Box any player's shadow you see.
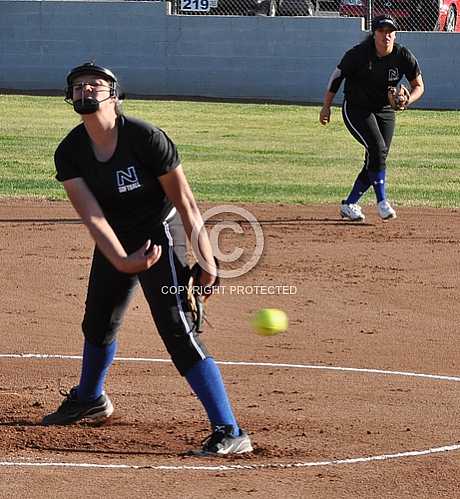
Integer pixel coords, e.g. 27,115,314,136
0,417,128,428
227,218,375,227
0,419,191,457
0,420,42,427
28,446,184,457
0,217,376,227
0,218,81,224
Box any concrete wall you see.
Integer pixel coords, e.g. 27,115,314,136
0,1,459,108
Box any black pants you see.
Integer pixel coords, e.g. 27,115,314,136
342,101,395,172
81,209,209,376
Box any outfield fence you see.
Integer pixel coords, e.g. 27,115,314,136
170,0,457,32
1,1,460,108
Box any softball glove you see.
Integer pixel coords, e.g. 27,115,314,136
388,84,410,111
186,260,220,333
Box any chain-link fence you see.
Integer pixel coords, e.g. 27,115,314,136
170,0,339,16
170,0,460,31
339,0,456,32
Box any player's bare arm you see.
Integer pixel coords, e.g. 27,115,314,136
159,165,217,289
320,90,336,125
320,66,344,125
62,177,161,273
407,74,424,106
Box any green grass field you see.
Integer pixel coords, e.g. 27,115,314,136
1,94,459,207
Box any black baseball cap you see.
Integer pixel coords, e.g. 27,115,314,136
66,62,117,86
371,15,398,32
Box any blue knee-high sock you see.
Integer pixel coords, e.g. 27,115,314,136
77,340,117,402
368,169,386,203
185,358,239,436
345,170,372,204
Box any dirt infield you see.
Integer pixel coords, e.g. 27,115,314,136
1,198,460,498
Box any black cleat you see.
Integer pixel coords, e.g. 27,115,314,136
192,425,253,456
42,386,113,426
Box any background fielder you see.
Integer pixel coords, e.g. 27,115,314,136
319,15,424,222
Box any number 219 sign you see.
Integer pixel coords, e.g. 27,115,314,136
181,0,212,11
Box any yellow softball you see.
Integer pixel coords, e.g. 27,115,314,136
252,308,288,336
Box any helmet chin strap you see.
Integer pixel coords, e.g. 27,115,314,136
73,94,113,115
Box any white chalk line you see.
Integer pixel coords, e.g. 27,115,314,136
2,352,460,471
2,353,460,383
2,443,460,471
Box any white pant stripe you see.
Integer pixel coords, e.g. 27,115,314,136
163,206,177,222
162,217,207,361
343,100,370,169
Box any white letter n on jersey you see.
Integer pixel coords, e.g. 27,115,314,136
116,166,141,193
388,68,399,82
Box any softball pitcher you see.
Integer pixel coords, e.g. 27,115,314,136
41,62,252,456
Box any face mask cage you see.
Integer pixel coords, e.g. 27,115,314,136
63,63,119,115
64,80,117,103
64,78,118,115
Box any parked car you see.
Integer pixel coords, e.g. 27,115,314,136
339,0,459,31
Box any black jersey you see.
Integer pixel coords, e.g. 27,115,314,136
55,115,180,240
338,39,421,111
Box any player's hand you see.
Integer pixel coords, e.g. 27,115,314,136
118,240,162,274
199,270,216,287
319,106,331,125
198,269,217,301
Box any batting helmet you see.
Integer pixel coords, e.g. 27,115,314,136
65,62,118,100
